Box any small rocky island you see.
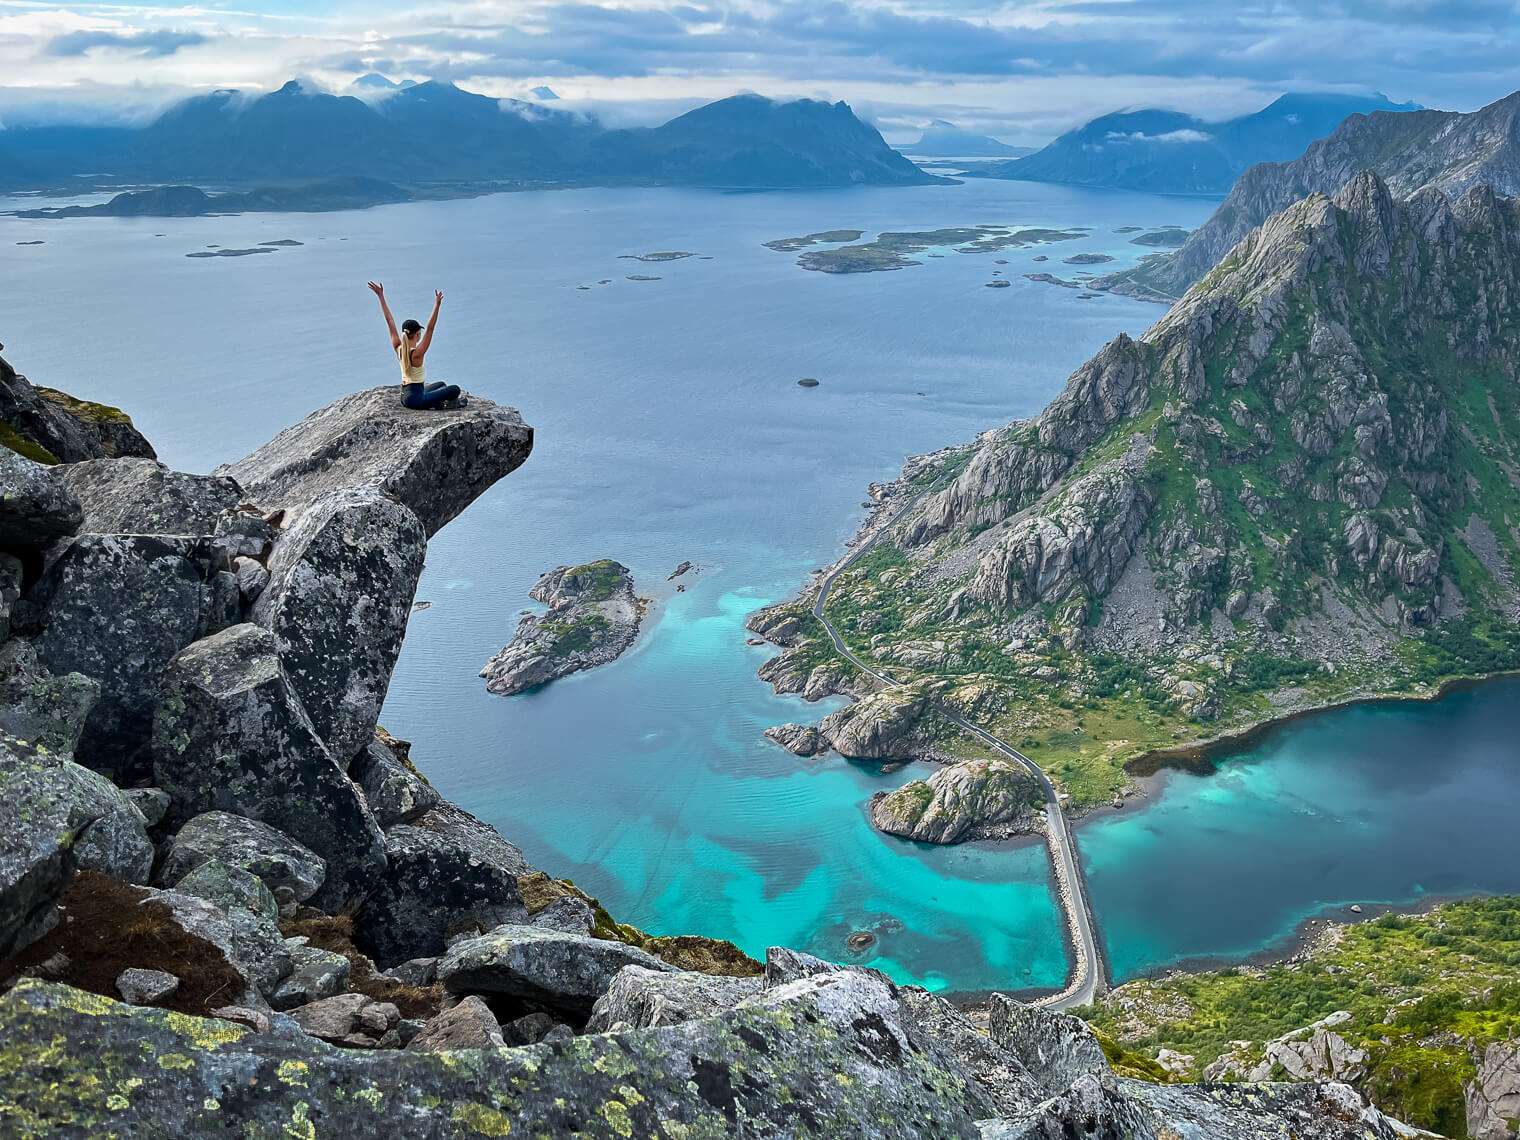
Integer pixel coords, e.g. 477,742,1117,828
870,759,1043,844
480,560,645,695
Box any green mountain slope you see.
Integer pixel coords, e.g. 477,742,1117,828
754,172,1520,806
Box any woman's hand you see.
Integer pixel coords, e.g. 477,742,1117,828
368,281,385,297
434,290,444,307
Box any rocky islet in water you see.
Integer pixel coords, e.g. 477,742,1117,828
479,560,646,695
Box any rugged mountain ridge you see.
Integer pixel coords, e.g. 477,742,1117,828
0,352,1432,1135
974,93,1418,196
0,83,935,193
1106,88,1520,298
750,172,1520,812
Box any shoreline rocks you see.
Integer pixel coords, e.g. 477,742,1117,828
480,560,645,695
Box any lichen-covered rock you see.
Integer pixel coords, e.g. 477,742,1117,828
147,886,292,1005
30,532,234,779
871,759,1042,844
270,941,352,1011
156,811,326,904
438,923,677,1018
351,730,440,828
988,994,1110,1096
0,640,100,760
52,457,242,536
764,721,828,756
115,967,180,1005
406,994,505,1051
252,487,425,766
1466,1039,1520,1140
123,787,169,829
219,385,533,538
0,449,81,547
151,625,383,911
355,803,530,966
0,355,155,463
480,559,644,696
0,738,153,956
586,964,763,1031
174,859,280,925
0,969,994,1137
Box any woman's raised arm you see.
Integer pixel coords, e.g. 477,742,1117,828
368,281,401,350
417,290,443,359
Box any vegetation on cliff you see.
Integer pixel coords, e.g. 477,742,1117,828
754,173,1520,807
1083,896,1520,1137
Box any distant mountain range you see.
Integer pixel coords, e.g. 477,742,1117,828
971,93,1420,195
1102,88,1520,298
0,81,936,195
905,122,1032,159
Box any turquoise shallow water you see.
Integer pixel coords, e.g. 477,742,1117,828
4,181,1519,993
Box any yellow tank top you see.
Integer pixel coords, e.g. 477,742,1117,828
399,341,425,386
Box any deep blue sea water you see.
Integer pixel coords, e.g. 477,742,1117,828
5,180,1518,993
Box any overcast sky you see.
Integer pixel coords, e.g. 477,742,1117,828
1,1,1516,140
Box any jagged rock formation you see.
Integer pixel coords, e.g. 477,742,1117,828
870,758,1042,843
480,559,645,695
0,361,1436,1136
0,351,155,464
776,173,1520,806
1104,87,1520,298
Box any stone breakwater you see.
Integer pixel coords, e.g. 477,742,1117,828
0,351,1431,1137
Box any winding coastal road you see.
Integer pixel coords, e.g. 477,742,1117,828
809,495,1107,1011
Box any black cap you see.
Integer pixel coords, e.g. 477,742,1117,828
401,319,422,335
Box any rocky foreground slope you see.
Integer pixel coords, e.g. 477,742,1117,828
0,352,1433,1136
1103,88,1520,299
750,172,1520,817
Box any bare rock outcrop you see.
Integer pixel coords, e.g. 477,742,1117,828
219,385,532,537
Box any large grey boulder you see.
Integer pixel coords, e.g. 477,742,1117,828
146,886,292,1005
406,995,505,1052
151,624,384,911
351,731,440,828
52,458,242,536
174,859,280,925
251,487,425,766
437,923,677,1018
30,533,235,778
270,941,352,1011
0,639,100,756
218,386,533,539
587,965,763,1031
355,803,530,966
0,737,154,956
156,811,326,904
0,450,81,547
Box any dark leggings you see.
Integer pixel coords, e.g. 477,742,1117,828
402,381,461,410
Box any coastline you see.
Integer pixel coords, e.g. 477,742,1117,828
1126,668,1520,778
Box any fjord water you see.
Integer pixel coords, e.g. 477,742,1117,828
5,179,1518,991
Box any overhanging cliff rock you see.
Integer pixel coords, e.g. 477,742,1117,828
218,385,533,537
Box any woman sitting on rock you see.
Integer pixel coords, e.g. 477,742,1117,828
367,281,464,410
